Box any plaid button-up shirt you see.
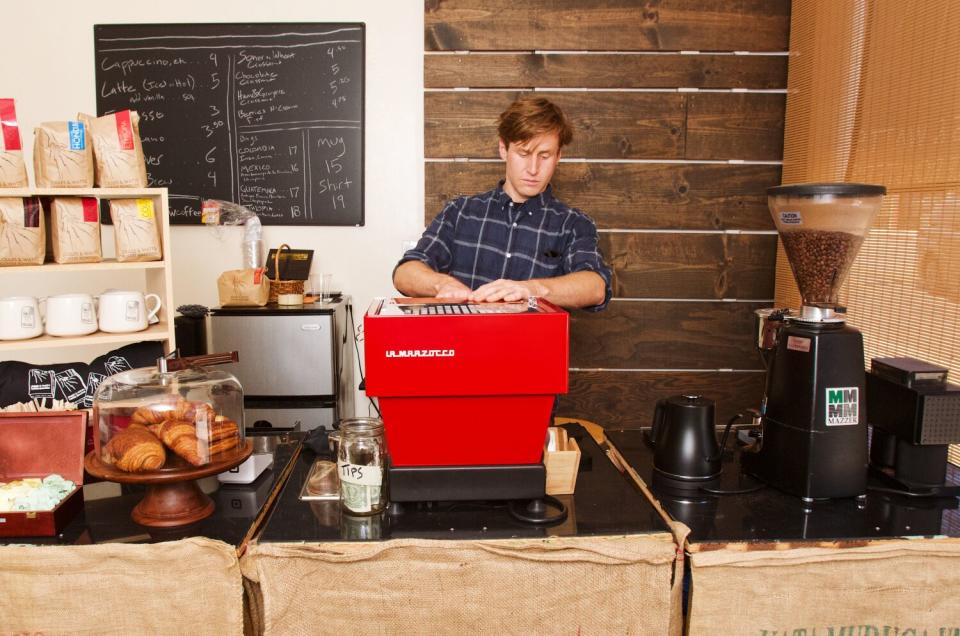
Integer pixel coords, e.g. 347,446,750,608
399,182,612,311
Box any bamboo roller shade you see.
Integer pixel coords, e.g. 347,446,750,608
779,0,960,465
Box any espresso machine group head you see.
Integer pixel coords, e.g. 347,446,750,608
742,183,886,501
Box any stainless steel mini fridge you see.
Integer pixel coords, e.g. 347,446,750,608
210,298,355,431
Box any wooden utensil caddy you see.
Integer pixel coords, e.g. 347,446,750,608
545,426,581,495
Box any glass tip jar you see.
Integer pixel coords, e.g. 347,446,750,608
337,417,387,515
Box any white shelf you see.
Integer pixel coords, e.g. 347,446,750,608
0,187,175,357
2,259,165,273
0,187,167,198
0,322,173,353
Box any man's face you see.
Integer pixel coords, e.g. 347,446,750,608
498,132,562,202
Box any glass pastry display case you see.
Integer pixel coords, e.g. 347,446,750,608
86,352,251,527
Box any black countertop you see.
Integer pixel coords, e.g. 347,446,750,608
12,438,299,546
258,423,669,542
607,428,960,545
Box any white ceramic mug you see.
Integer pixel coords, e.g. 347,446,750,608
43,293,98,337
0,296,44,341
97,290,161,333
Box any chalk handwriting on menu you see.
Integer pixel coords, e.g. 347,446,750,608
94,23,365,226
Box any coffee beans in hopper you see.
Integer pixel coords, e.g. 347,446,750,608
779,230,864,304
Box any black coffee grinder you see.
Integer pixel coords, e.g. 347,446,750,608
742,183,886,501
867,356,960,497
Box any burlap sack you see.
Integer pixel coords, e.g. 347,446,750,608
49,197,102,263
241,534,678,636
79,110,148,188
687,537,960,634
109,198,162,262
33,120,94,188
601,435,690,636
218,268,269,307
0,196,44,266
0,537,243,635
0,98,28,187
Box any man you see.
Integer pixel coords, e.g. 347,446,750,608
394,97,612,311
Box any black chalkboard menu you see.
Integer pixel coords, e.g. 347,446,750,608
94,23,364,226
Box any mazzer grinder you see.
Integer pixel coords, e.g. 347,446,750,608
743,183,886,500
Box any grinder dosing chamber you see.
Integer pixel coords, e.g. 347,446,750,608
768,183,885,322
745,183,886,500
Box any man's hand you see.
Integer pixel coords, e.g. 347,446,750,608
435,278,472,300
469,279,549,303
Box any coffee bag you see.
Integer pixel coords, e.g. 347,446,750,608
79,111,148,188
0,99,28,188
109,198,161,262
33,121,94,188
0,197,45,266
49,197,102,264
217,269,269,307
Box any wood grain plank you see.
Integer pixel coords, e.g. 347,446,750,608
424,53,788,89
425,0,790,52
558,370,765,428
425,91,784,160
601,233,776,299
425,162,781,230
569,300,768,369
425,91,685,159
686,93,786,160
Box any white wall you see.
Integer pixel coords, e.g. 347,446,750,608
0,0,426,414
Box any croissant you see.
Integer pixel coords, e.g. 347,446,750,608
158,420,204,466
208,435,240,456
200,417,239,443
190,401,217,425
130,398,178,426
168,398,214,424
193,417,241,458
104,427,166,472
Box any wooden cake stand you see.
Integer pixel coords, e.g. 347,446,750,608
84,441,253,527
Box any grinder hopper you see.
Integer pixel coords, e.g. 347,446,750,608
767,183,886,322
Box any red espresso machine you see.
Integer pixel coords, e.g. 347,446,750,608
364,297,568,504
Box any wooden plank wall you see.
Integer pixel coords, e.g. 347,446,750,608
424,0,789,428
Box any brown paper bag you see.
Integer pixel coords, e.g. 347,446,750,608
49,197,102,263
109,198,161,262
0,197,45,266
0,98,29,188
33,120,94,188
218,268,269,307
79,110,148,188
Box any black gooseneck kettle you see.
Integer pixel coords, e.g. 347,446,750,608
649,394,741,481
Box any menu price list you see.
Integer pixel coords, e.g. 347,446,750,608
95,23,364,226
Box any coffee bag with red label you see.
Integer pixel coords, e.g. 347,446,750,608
79,110,148,188
0,197,45,266
0,99,28,188
217,268,269,307
49,197,102,264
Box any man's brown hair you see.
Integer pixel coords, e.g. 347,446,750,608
497,97,573,149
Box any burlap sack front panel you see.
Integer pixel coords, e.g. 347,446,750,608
242,534,678,636
0,537,244,636
688,538,960,635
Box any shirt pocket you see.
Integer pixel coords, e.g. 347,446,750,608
536,248,566,276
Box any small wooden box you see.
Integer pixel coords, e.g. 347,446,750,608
0,411,87,537
544,427,581,495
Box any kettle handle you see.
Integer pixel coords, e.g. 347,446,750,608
707,412,744,462
650,399,668,447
